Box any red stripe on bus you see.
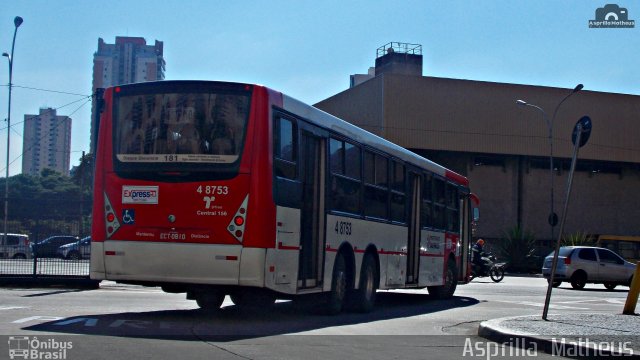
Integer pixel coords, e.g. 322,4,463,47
105,251,116,256
420,253,444,257
445,170,469,186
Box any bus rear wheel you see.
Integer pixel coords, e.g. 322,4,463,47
349,254,378,313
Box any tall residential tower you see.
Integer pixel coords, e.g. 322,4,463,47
22,108,72,176
90,36,165,153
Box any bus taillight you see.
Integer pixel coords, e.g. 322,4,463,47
228,195,249,243
104,193,120,238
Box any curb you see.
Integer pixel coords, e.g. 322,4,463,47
478,316,640,359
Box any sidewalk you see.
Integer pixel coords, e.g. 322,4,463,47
479,313,640,358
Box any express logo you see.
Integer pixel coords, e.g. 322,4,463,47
125,190,155,198
122,186,159,204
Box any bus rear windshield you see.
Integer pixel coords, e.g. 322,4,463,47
113,85,251,175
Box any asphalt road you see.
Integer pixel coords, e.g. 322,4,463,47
0,276,631,359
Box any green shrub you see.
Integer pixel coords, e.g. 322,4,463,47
498,226,537,273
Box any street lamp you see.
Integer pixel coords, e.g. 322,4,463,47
516,99,554,244
3,16,23,241
516,84,583,243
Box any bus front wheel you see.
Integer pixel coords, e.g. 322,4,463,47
427,258,458,299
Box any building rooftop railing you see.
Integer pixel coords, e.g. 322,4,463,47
376,42,422,58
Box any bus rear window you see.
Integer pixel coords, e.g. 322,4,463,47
114,90,251,166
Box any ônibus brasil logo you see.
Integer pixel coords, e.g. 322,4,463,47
8,336,73,359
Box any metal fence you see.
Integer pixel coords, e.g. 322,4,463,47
0,245,91,280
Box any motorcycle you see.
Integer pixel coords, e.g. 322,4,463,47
470,253,506,283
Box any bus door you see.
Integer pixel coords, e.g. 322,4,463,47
297,130,326,289
406,172,421,284
459,194,478,281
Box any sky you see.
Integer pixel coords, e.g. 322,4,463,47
0,0,638,176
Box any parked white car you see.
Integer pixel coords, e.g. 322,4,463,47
0,233,32,259
542,246,636,290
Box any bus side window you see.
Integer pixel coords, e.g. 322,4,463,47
421,173,433,228
330,138,361,215
445,183,460,233
390,161,405,223
363,151,388,220
432,177,446,230
274,117,297,180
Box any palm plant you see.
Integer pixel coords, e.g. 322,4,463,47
562,231,596,246
498,226,537,273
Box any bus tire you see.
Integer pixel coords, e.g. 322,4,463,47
428,258,458,299
325,253,348,315
230,289,276,309
349,254,378,313
195,291,225,311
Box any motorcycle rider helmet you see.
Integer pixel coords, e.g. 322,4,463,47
476,239,485,246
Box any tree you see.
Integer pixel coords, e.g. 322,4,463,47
0,167,93,239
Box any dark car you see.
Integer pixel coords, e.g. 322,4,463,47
56,236,91,260
31,235,79,258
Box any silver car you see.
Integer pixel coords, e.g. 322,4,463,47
542,246,636,290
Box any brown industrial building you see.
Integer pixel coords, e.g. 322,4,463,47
315,43,640,248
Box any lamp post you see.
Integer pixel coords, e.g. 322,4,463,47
516,100,554,242
2,16,23,241
516,84,583,244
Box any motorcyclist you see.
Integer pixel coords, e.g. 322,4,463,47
472,239,487,275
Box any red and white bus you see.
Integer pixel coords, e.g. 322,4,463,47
91,80,479,313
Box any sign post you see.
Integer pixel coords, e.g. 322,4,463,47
542,116,592,320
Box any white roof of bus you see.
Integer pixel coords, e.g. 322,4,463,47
281,94,467,186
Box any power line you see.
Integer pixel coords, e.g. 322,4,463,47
1,84,90,97
0,96,91,132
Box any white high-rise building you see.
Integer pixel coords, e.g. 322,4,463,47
22,108,72,176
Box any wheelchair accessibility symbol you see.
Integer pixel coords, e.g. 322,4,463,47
122,209,135,224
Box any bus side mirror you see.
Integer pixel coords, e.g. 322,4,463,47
473,208,480,222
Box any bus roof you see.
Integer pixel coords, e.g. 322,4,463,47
103,80,469,188
280,93,469,187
